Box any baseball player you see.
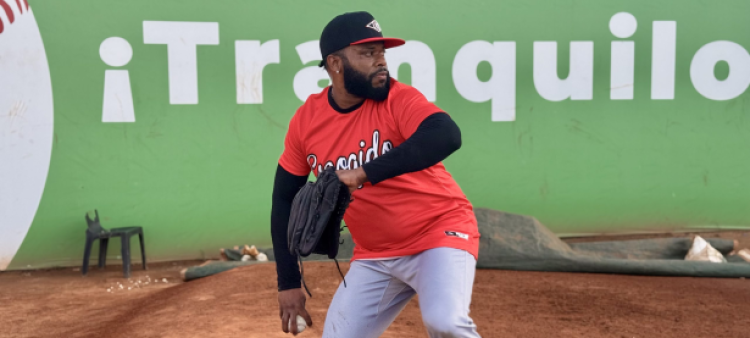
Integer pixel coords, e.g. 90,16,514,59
271,11,481,338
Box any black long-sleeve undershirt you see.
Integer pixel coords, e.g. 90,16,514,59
271,112,462,291
361,113,461,185
270,164,309,291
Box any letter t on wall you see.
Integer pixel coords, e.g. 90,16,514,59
143,21,219,104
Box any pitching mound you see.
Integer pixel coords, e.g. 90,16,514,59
70,262,750,338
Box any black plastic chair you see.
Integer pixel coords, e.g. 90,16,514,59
82,210,146,278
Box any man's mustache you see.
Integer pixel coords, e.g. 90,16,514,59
370,68,389,79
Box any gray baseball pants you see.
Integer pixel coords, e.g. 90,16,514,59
322,247,481,338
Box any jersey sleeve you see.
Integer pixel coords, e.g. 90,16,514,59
390,85,445,139
278,110,311,176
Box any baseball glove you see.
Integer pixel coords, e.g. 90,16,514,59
288,167,351,296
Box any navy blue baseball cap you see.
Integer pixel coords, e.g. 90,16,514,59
319,11,405,67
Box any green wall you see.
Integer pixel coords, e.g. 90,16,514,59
6,0,750,269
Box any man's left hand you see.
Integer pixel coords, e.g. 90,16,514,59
335,167,368,194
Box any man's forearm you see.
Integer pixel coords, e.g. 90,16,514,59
362,113,461,185
271,164,309,291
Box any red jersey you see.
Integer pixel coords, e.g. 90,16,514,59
279,79,480,261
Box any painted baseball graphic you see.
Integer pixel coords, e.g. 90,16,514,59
0,1,54,270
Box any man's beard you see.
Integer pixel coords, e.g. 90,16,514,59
342,60,390,101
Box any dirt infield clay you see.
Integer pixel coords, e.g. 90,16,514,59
1,260,749,338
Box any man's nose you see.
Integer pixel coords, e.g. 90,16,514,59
375,53,387,68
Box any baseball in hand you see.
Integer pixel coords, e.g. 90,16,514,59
288,315,307,334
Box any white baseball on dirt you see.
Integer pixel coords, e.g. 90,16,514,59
288,315,306,334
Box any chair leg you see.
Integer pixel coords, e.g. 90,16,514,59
82,235,94,276
98,238,109,269
121,236,131,279
138,232,147,270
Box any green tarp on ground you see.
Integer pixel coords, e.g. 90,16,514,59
474,208,750,277
182,208,750,281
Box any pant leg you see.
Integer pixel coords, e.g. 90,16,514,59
323,260,416,338
395,247,481,338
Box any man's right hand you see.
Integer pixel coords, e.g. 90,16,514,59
278,288,313,335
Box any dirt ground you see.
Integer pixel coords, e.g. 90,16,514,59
1,257,749,338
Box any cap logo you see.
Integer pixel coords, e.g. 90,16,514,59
366,20,382,33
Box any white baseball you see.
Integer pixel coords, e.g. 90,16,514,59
0,2,55,272
256,253,268,262
288,315,307,333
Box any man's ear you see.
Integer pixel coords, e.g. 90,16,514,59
327,54,341,73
